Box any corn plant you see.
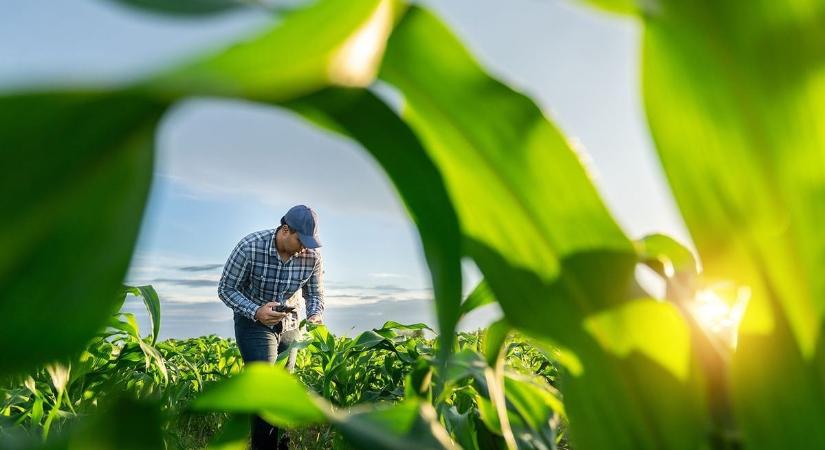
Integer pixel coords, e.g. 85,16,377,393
0,286,241,448
3,0,824,449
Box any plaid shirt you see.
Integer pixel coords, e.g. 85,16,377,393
218,229,324,331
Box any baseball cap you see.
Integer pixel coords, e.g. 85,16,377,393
281,205,322,248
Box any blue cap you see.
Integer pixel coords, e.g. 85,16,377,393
282,205,321,248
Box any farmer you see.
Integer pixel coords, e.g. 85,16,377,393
218,204,325,450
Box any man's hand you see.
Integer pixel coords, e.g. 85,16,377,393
307,314,323,325
254,302,288,326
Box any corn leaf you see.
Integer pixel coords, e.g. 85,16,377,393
641,1,825,447
379,7,707,450
0,91,166,377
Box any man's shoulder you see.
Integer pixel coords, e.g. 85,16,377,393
298,247,321,261
238,229,275,248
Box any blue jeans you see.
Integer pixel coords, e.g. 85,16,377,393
234,313,301,449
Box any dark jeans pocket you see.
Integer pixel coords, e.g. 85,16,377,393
233,313,280,363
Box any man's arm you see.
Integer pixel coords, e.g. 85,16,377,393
217,241,260,321
302,254,325,323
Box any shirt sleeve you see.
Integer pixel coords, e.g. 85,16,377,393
302,254,325,318
218,240,259,321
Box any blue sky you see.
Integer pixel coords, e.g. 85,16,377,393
3,0,690,338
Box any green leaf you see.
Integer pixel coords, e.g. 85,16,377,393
351,330,391,350
482,318,510,368
577,0,638,15
206,414,251,450
332,399,458,450
380,7,707,450
635,234,697,281
459,279,495,317
195,365,456,449
283,88,462,360
641,2,825,448
106,0,246,16
378,321,433,332
439,405,480,450
125,285,162,345
582,299,691,381
380,4,634,346
0,91,166,377
503,374,561,449
36,396,165,450
150,0,403,102
193,362,328,427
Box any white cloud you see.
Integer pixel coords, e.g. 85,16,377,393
154,99,409,220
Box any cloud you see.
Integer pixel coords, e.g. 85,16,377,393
368,272,409,279
179,263,223,272
152,278,219,288
371,284,411,292
155,100,409,219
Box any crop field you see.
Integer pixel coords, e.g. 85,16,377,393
1,286,565,449
3,0,824,448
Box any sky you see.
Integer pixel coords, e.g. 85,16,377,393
2,0,690,339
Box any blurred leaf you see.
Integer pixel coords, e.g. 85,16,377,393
193,362,327,427
106,0,246,16
284,87,462,360
641,1,825,447
482,319,510,368
583,299,691,381
475,395,500,436
38,397,165,450
332,400,458,450
380,6,706,450
459,280,495,317
206,413,250,450
439,405,479,450
504,374,560,449
0,91,166,377
380,5,636,350
150,0,403,101
635,234,697,281
577,0,638,15
404,359,433,400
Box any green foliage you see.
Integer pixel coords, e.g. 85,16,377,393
194,320,565,450
639,0,825,447
4,0,824,448
108,0,247,16
284,87,463,363
0,92,166,377
1,289,565,450
0,287,239,448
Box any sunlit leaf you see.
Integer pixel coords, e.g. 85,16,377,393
150,0,402,102
380,6,706,450
641,1,825,447
193,362,327,427
583,299,691,381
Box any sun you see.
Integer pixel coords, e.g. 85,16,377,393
688,284,750,349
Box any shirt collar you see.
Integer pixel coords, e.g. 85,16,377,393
269,229,279,258
270,229,307,263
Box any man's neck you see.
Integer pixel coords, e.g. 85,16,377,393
274,233,292,263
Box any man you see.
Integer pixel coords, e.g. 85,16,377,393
218,204,324,450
